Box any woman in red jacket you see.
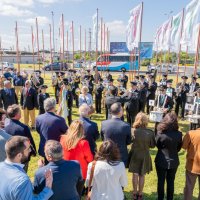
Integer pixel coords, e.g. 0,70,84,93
60,120,94,180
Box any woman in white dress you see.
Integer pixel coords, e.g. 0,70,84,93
86,140,128,200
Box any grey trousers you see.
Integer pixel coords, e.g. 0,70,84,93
184,170,200,200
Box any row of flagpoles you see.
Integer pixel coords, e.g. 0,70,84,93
153,0,200,82
6,9,110,73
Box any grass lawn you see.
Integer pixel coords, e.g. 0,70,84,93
21,72,199,200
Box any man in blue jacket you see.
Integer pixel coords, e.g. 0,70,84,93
101,102,131,165
79,103,99,155
34,140,83,200
36,97,68,163
0,136,53,200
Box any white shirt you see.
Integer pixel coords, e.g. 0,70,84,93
86,160,127,200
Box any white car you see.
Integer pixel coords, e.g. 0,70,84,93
0,62,15,70
148,64,176,73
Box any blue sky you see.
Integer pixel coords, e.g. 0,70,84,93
0,0,190,51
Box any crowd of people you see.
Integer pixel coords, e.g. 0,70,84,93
0,66,199,200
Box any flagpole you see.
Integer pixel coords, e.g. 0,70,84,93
166,17,173,76
137,2,143,75
42,29,45,77
194,24,200,76
84,29,86,66
49,24,53,74
100,17,103,77
80,25,82,59
176,9,184,84
0,37,3,75
36,18,40,70
66,30,68,66
62,14,65,67
184,46,188,75
15,21,20,72
59,27,61,72
96,8,99,67
31,26,35,71
72,21,75,69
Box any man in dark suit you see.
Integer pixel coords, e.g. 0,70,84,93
146,74,157,114
20,80,38,129
4,104,36,171
0,80,18,111
33,140,83,200
175,76,189,120
105,86,129,119
38,85,50,115
36,97,68,162
101,102,132,165
125,81,140,126
189,76,199,93
119,69,128,89
79,104,99,155
94,79,104,114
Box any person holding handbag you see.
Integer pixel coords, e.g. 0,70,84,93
86,140,127,200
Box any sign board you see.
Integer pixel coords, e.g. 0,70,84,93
110,42,153,59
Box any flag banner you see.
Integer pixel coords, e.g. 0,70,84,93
153,25,162,51
126,3,142,51
181,0,200,49
170,11,183,53
161,19,171,51
153,19,171,51
92,12,100,49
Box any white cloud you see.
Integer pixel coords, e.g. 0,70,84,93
25,16,50,25
106,20,126,37
0,0,34,7
0,4,34,17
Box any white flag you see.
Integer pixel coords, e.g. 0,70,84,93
126,3,142,51
170,11,183,53
92,13,97,41
161,19,172,51
181,0,200,48
153,25,163,51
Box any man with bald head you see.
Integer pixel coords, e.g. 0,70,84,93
101,102,131,165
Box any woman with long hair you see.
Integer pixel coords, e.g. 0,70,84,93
86,140,127,200
60,120,93,181
155,112,182,200
128,112,155,200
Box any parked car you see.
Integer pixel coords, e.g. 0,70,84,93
43,62,68,71
148,64,176,73
0,62,15,70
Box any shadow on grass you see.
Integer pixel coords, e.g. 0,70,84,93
124,191,198,200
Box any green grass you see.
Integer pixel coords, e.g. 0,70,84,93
22,72,199,200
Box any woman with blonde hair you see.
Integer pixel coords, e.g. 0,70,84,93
128,112,155,200
60,120,93,181
79,86,93,107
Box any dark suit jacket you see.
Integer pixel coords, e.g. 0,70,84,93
0,88,18,110
20,87,38,110
79,116,99,154
101,118,132,164
155,130,182,169
105,95,129,119
36,112,68,157
33,160,82,200
38,93,50,114
4,119,36,155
